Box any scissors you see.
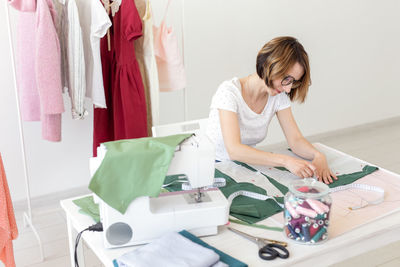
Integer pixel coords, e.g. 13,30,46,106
228,227,289,260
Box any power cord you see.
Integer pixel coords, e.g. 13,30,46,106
74,222,103,267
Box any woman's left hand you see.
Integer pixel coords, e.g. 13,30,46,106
311,153,338,184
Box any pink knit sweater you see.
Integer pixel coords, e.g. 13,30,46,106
10,0,64,142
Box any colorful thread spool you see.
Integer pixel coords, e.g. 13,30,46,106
301,223,311,242
287,224,299,239
284,179,332,244
290,216,306,228
311,227,327,243
284,210,291,221
315,213,327,220
285,201,300,218
297,186,309,192
309,223,319,237
295,206,318,218
306,199,326,214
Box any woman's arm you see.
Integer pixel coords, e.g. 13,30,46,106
276,107,338,184
219,109,316,178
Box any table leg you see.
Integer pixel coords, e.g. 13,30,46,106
66,216,85,267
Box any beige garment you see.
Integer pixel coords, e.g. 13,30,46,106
53,0,70,93
134,0,160,135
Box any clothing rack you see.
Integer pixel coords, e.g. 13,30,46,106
180,0,187,121
4,1,45,262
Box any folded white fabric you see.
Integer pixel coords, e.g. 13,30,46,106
212,262,228,267
114,232,221,267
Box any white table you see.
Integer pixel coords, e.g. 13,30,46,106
60,144,400,267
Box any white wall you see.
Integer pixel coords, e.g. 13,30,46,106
1,0,399,202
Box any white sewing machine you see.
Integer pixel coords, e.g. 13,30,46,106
89,133,229,249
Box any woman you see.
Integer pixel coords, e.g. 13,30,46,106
206,36,337,184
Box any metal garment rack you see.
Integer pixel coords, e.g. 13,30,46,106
4,1,45,262
2,0,184,261
180,0,187,121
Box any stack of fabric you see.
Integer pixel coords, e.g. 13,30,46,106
113,231,247,267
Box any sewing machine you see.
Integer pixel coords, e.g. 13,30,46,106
89,134,230,248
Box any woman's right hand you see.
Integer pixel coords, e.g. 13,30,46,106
283,155,316,178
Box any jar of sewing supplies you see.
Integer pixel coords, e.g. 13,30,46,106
283,178,332,244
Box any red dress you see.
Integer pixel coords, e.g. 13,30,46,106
93,0,148,156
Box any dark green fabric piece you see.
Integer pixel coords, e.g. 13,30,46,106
274,166,289,171
73,196,100,223
233,160,258,172
229,219,283,232
162,174,188,192
328,165,379,188
274,196,284,205
215,169,283,224
232,161,290,195
233,161,379,191
89,134,193,214
164,169,283,224
179,230,248,267
269,164,378,189
264,175,289,195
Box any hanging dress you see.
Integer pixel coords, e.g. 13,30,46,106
153,0,186,92
134,0,160,134
93,0,148,155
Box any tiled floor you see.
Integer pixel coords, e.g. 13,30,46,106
6,117,400,267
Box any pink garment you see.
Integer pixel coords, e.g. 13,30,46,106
9,0,64,142
153,0,186,92
0,154,18,267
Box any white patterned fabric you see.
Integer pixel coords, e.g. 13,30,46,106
114,232,220,267
206,77,291,161
75,0,111,109
66,0,87,119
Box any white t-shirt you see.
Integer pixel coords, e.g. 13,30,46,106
75,0,111,108
206,77,291,161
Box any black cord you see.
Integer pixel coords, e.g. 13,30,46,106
74,222,103,267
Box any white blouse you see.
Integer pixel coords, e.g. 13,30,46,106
206,77,291,161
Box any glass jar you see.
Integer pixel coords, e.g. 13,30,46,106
283,178,332,244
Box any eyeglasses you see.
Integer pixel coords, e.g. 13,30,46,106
281,75,301,89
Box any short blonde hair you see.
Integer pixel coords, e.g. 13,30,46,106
256,36,311,103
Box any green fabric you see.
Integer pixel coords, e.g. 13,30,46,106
328,165,378,188
215,169,283,224
234,161,379,190
233,161,289,195
274,166,289,171
229,218,283,232
162,174,188,192
233,160,257,172
163,169,283,224
89,134,193,214
264,175,289,195
179,230,248,267
73,196,100,223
